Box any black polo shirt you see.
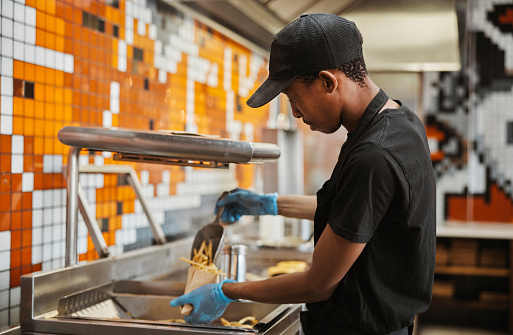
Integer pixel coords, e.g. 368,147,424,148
304,90,436,334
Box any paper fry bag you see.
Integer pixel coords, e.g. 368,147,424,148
180,266,219,316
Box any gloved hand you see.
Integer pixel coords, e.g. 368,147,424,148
169,280,236,324
215,188,278,223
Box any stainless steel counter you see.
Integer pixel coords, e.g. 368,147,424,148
20,239,303,335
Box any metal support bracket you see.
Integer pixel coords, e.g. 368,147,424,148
64,148,168,266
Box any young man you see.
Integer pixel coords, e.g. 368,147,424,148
170,13,436,335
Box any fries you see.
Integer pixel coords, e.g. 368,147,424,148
181,240,225,275
220,316,258,328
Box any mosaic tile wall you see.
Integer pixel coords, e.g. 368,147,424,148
425,0,513,225
0,0,271,329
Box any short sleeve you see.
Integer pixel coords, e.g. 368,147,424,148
328,143,403,243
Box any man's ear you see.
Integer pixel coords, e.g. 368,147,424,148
318,70,337,93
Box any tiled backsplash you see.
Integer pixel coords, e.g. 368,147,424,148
0,0,270,329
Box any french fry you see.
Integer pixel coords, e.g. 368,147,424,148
179,241,225,316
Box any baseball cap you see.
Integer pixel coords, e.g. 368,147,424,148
247,13,363,108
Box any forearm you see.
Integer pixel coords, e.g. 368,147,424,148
277,195,316,220
222,269,332,304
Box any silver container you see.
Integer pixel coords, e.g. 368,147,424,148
222,244,248,282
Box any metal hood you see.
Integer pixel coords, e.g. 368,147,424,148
169,0,460,72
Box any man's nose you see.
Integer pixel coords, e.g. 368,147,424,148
290,105,302,119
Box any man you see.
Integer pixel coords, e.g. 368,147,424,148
170,13,436,335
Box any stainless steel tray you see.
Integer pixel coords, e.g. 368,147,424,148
55,280,292,333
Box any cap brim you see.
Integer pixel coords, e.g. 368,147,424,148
246,76,296,108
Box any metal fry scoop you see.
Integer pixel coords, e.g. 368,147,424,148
190,192,228,262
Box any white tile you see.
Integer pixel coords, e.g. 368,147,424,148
109,96,119,113
24,43,34,63
2,1,13,19
0,271,9,290
13,21,24,42
24,6,35,27
137,20,145,36
11,135,23,154
13,2,24,22
0,232,10,252
11,154,23,173
22,172,33,192
0,290,8,309
55,51,64,72
44,48,55,69
9,287,20,306
32,191,42,209
12,40,23,60
32,227,42,245
24,24,34,45
125,29,134,45
2,18,13,38
64,54,73,73
10,306,19,325
118,55,127,72
0,310,8,329
1,37,13,58
1,56,13,77
43,189,54,207
42,226,53,242
43,208,52,227
110,81,120,97
1,76,13,96
0,251,10,271
103,110,112,128
34,46,44,66
1,96,13,116
31,245,42,264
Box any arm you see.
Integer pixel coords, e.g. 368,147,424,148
277,194,316,220
223,224,366,303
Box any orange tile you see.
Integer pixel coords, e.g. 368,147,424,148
21,264,32,275
33,172,43,189
56,18,65,36
13,60,24,78
22,193,32,210
26,0,36,8
34,83,44,101
10,268,21,288
13,116,24,135
11,249,21,269
0,174,10,193
25,63,35,82
45,67,56,86
56,35,65,52
22,230,32,248
56,71,64,87
11,230,22,249
47,0,56,15
24,99,35,118
55,87,64,105
45,86,56,103
0,212,10,231
24,118,35,136
23,154,34,172
36,11,46,31
46,14,56,34
11,174,22,192
0,135,11,153
13,97,23,116
33,263,42,272
0,155,11,173
11,192,22,211
35,101,45,120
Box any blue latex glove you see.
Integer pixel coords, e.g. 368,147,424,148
169,280,236,324
215,188,278,223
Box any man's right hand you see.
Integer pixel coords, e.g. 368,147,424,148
215,188,278,223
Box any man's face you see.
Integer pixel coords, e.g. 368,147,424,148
282,77,342,134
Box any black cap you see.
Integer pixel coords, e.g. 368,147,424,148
247,13,363,108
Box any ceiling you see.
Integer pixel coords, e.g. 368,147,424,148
165,0,461,72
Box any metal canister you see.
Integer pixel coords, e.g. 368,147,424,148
221,244,247,282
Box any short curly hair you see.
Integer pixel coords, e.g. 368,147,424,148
297,58,368,87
